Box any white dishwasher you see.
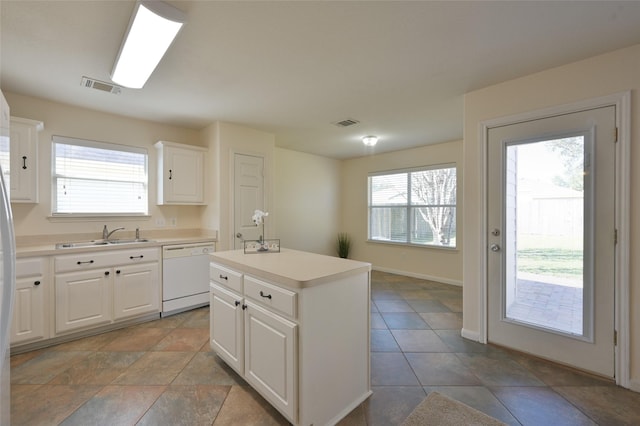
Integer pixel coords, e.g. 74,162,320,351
162,242,215,316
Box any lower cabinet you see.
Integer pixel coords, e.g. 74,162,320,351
54,247,160,334
210,283,297,421
113,262,159,320
210,283,244,372
244,301,297,419
55,268,112,333
11,257,48,345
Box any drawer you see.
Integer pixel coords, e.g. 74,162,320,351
244,275,297,318
55,247,160,273
210,263,243,293
16,257,46,278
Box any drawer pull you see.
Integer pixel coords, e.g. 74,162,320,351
22,155,27,170
219,274,228,280
130,255,144,259
235,300,241,307
34,280,40,286
77,260,95,265
259,291,272,300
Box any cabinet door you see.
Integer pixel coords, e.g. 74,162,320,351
9,118,41,203
113,262,159,320
10,276,46,345
163,145,204,204
55,269,112,333
244,301,297,422
210,283,244,374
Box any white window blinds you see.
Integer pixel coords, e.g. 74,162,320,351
52,136,148,215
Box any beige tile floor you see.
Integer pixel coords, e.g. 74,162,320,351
10,271,640,425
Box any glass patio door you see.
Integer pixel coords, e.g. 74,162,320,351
487,106,616,377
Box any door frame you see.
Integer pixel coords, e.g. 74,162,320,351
477,91,630,387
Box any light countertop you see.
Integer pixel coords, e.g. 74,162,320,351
210,248,371,289
16,229,217,257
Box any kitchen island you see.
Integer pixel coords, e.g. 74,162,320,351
209,248,371,426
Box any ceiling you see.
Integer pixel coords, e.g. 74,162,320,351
2,1,640,159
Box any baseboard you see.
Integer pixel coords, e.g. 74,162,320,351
461,328,480,342
372,266,462,287
629,379,640,393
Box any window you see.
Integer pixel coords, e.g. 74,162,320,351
52,135,148,215
368,164,457,248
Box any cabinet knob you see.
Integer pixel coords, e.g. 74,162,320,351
104,271,110,276
235,300,241,307
242,304,247,310
116,270,121,274
34,280,40,286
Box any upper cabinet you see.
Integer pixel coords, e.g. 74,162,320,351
10,116,43,203
155,141,206,205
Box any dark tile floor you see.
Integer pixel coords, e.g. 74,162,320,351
10,271,640,425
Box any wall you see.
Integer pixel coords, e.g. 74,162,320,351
341,140,463,285
463,43,640,389
201,121,275,251
5,92,207,239
274,148,341,256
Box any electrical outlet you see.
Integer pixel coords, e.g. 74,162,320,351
155,218,165,227
169,217,177,227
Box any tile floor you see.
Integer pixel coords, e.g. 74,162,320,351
10,271,640,425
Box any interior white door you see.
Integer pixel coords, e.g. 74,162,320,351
487,106,616,377
234,154,265,249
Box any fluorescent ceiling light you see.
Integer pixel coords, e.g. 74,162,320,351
111,1,185,89
362,136,378,146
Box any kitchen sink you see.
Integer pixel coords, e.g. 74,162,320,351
55,239,154,249
107,238,153,244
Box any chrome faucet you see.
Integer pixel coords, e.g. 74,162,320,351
102,225,125,241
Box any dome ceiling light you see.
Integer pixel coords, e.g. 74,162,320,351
362,136,378,147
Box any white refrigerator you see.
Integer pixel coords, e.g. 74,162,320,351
0,89,16,426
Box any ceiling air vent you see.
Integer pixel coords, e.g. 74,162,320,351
333,118,360,127
80,76,122,95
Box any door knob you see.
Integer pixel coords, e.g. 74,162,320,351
490,244,501,252
236,233,242,238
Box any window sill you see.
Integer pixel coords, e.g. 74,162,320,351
367,239,458,251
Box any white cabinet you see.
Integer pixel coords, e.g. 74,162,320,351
210,270,297,422
210,283,244,373
113,262,159,320
11,257,49,346
55,268,112,333
9,116,43,203
155,140,206,205
54,247,160,334
210,253,371,426
244,300,297,420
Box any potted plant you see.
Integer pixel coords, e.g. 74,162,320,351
336,232,351,258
